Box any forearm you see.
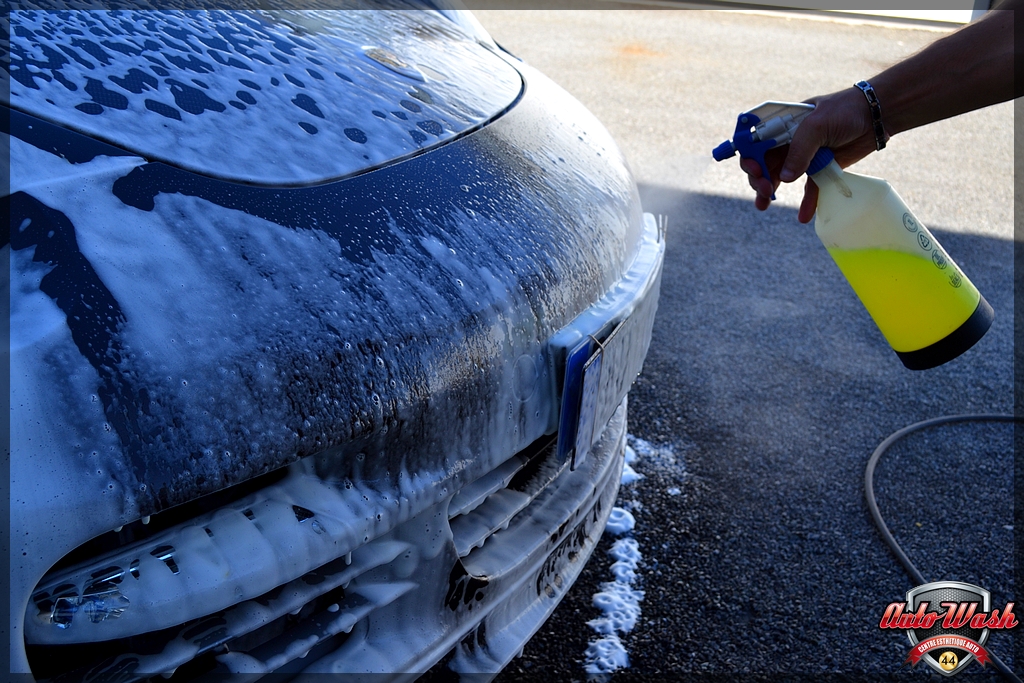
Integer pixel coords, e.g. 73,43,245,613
871,3,1019,137
750,1,1021,219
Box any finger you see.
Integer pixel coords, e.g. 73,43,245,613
797,178,819,224
739,158,775,209
749,173,773,196
747,174,773,210
781,110,829,183
740,157,762,179
783,133,823,183
740,158,762,193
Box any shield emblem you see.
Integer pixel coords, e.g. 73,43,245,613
906,581,991,676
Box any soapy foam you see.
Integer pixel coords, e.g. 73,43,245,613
8,35,647,668
584,434,648,676
7,9,522,184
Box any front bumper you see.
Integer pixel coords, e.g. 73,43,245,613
20,210,663,680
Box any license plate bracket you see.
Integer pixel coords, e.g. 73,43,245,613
551,213,664,470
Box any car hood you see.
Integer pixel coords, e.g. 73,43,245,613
8,50,643,577
6,8,522,184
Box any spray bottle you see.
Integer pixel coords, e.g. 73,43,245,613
713,102,993,370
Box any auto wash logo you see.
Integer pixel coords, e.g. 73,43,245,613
880,581,1017,676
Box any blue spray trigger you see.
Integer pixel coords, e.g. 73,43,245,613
734,113,781,200
713,102,815,201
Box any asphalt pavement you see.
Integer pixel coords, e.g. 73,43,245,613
475,9,1018,681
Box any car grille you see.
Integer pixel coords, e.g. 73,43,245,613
448,435,562,558
23,416,616,682
26,520,414,681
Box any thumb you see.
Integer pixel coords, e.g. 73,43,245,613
780,119,826,183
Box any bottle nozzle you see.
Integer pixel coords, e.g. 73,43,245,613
713,140,736,161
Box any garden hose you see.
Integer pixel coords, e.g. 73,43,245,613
865,414,1021,683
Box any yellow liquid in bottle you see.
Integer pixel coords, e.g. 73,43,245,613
826,248,980,352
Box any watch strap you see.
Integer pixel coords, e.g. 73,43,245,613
855,80,887,151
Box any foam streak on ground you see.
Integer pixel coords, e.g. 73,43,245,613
582,438,649,676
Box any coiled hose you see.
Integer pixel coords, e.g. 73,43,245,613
865,414,1020,682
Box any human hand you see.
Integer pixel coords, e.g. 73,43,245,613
741,87,883,223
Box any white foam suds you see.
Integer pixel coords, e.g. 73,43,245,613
603,507,635,536
620,444,644,485
8,10,522,185
584,435,647,676
628,435,678,465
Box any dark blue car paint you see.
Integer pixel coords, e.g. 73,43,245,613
6,8,523,184
8,65,641,517
7,8,648,673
